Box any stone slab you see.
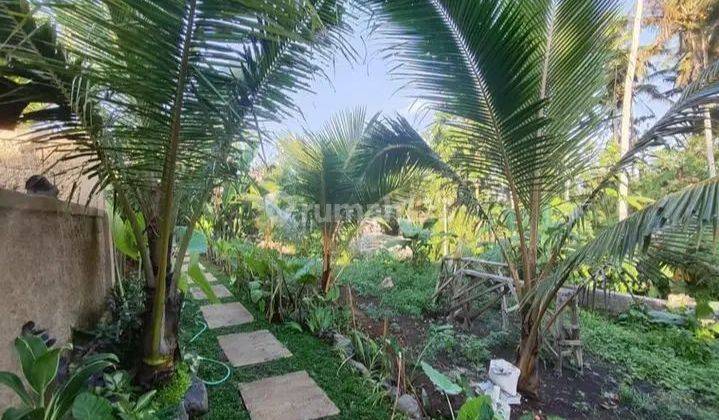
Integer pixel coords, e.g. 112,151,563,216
218,330,292,367
203,271,217,283
190,284,233,300
239,371,340,420
200,302,253,329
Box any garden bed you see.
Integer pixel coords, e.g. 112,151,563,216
340,255,719,419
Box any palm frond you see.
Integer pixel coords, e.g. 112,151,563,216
537,177,719,311
369,0,618,207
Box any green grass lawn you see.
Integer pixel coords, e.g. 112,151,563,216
582,311,719,419
339,253,438,318
179,262,393,419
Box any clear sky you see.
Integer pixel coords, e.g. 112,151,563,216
266,1,662,156
265,17,434,143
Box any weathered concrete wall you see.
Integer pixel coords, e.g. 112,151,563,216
0,129,104,209
557,285,695,315
0,189,113,408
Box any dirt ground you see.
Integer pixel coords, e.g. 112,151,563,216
347,292,632,419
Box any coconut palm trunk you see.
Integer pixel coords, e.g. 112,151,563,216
703,38,717,178
320,223,335,294
618,0,644,221
704,109,716,177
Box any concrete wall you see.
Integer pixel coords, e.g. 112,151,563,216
557,285,695,315
0,189,114,408
0,129,104,209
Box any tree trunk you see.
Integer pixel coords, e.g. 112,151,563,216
137,224,180,387
138,272,182,387
702,36,716,178
516,318,541,398
618,0,643,221
704,109,716,178
320,225,332,294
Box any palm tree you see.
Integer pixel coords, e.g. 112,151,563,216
649,0,719,177
365,0,719,396
1,0,352,382
281,108,419,293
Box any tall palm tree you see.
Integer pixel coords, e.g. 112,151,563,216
649,0,719,177
364,0,719,396
281,108,419,293
1,0,352,382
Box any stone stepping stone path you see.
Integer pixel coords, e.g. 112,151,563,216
200,302,254,329
191,259,340,419
190,284,232,300
218,330,292,367
203,271,218,283
238,371,340,420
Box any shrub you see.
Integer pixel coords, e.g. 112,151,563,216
84,277,146,365
424,324,498,370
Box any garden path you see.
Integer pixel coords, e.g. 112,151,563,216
191,261,340,420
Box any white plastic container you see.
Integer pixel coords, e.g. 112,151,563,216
488,359,520,396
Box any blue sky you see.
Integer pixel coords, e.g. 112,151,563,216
266,19,433,140
267,1,661,155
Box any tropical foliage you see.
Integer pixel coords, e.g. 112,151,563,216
364,0,719,395
280,108,421,293
1,0,353,380
0,332,117,420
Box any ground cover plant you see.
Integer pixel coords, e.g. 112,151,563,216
340,252,438,318
582,310,719,418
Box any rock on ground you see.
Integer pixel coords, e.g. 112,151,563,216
184,375,209,417
396,394,422,419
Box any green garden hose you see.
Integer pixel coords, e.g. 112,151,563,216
195,356,232,386
183,305,232,386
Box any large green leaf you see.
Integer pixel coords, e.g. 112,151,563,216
0,372,33,406
457,395,496,420
290,259,321,285
71,393,114,420
110,212,139,260
420,362,462,395
188,253,218,303
368,0,618,206
27,348,60,400
50,353,118,417
13,335,47,394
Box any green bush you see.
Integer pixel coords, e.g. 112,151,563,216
582,311,719,408
423,324,501,369
86,277,147,364
0,331,117,420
